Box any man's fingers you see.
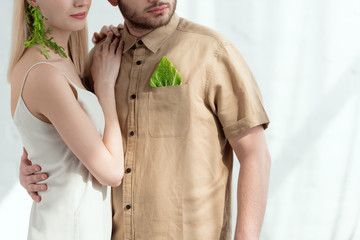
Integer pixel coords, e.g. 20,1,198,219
22,147,28,159
20,172,47,189
24,159,32,165
27,183,47,193
21,148,29,162
20,147,33,171
26,173,48,185
21,164,41,176
19,146,47,204
117,24,124,30
28,191,41,202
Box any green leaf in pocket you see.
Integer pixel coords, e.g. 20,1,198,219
150,56,182,87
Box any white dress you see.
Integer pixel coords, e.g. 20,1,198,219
13,62,112,240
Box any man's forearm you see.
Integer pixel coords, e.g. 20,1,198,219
234,154,271,240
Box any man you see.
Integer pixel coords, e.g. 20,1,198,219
19,0,271,239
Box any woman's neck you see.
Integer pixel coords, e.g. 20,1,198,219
39,28,72,60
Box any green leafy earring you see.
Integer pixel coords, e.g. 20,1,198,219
24,4,67,59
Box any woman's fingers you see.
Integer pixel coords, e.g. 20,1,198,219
92,25,110,44
99,25,111,39
96,32,113,54
92,32,101,44
92,24,123,44
116,40,125,57
103,33,114,52
117,24,124,29
109,24,121,38
110,37,120,54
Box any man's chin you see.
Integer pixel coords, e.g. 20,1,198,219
138,17,170,30
126,11,174,31
151,13,173,26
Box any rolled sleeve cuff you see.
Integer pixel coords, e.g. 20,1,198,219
223,111,270,139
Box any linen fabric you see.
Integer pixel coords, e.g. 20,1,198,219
87,14,269,240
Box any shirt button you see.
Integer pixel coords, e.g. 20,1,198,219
138,40,143,45
129,131,135,136
125,168,132,173
130,94,136,99
126,204,131,210
136,60,142,65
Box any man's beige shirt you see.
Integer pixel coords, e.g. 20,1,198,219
103,14,269,240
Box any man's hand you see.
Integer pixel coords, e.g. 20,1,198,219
19,148,48,202
92,24,124,44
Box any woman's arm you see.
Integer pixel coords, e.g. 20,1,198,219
22,34,125,187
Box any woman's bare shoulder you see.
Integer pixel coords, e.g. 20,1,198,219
10,52,70,118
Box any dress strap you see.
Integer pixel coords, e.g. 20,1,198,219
20,62,79,96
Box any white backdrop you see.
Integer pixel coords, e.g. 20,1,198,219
1,0,360,239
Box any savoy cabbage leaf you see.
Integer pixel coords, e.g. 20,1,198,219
150,56,182,87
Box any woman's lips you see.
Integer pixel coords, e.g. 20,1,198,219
71,12,87,20
148,6,169,15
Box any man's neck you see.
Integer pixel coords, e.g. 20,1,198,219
125,20,153,38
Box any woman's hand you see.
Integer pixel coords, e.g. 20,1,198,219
92,24,124,44
91,33,124,94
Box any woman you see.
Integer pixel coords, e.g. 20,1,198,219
8,0,124,239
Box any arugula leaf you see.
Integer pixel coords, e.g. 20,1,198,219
24,5,67,59
150,56,182,87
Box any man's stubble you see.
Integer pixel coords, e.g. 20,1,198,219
118,0,177,31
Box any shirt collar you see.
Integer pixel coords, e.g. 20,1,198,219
122,14,180,54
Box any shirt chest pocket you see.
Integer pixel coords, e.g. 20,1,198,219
148,84,190,138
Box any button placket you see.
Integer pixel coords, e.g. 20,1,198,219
123,45,146,240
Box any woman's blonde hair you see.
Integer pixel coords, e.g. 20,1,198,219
7,0,89,81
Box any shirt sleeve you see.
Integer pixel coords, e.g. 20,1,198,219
206,43,269,139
